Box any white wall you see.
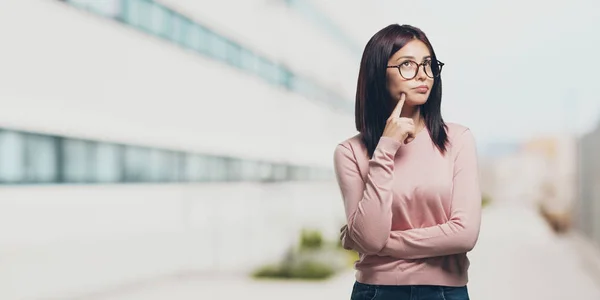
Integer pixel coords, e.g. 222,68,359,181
0,182,346,299
576,122,600,245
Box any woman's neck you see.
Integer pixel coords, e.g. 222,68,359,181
401,106,425,131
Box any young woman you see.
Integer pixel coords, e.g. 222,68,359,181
334,24,482,300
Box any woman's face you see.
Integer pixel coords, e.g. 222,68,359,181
386,39,434,106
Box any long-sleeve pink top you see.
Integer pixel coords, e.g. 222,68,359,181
333,123,482,286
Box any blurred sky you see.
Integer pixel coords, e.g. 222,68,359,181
364,0,600,145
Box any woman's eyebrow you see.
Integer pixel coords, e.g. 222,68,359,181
396,55,432,61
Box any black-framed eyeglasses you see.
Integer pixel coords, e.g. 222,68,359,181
387,60,445,80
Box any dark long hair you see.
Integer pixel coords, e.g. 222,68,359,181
355,24,448,158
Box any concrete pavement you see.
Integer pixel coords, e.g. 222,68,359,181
76,202,600,300
467,203,600,299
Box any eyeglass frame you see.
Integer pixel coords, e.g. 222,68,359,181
386,60,445,80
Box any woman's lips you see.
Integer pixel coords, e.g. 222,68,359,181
414,85,429,93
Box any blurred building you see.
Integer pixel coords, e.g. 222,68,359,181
480,135,578,214
525,137,578,214
0,0,379,298
575,119,600,248
478,142,519,200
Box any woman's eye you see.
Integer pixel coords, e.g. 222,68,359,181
401,61,412,67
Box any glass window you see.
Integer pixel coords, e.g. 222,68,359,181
285,0,360,55
66,0,86,9
67,0,121,18
226,41,242,67
257,162,273,182
309,168,329,181
287,0,310,15
138,1,154,33
325,169,334,180
190,24,211,54
124,146,152,182
306,80,318,101
226,158,243,181
240,160,260,181
0,131,25,183
148,149,165,182
209,34,229,62
184,23,201,50
271,163,288,181
150,3,170,37
258,58,278,84
173,19,211,54
0,128,326,185
171,14,190,46
240,49,258,74
62,139,93,183
207,156,228,182
288,166,304,181
122,0,140,27
184,154,210,182
92,0,122,18
148,149,180,182
169,151,183,182
123,0,152,31
93,143,122,183
279,68,293,89
196,25,211,53
24,134,57,183
290,76,304,97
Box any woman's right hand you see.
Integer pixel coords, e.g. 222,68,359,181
382,93,416,144
339,225,354,250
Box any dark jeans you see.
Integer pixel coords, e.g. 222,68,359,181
351,281,469,300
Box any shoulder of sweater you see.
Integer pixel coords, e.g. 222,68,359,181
336,133,363,150
444,122,476,153
445,122,470,136
445,122,473,142
334,133,366,160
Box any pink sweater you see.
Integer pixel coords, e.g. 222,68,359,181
333,123,481,286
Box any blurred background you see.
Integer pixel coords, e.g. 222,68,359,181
0,0,599,299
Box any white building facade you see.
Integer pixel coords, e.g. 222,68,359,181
576,119,600,248
0,0,380,298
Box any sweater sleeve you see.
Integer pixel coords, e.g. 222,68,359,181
333,137,401,254
378,128,482,259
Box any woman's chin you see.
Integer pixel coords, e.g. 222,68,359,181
406,94,428,106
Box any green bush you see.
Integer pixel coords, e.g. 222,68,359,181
252,261,335,280
251,228,346,280
299,229,323,251
252,264,283,278
482,194,492,207
288,261,335,279
345,249,360,267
